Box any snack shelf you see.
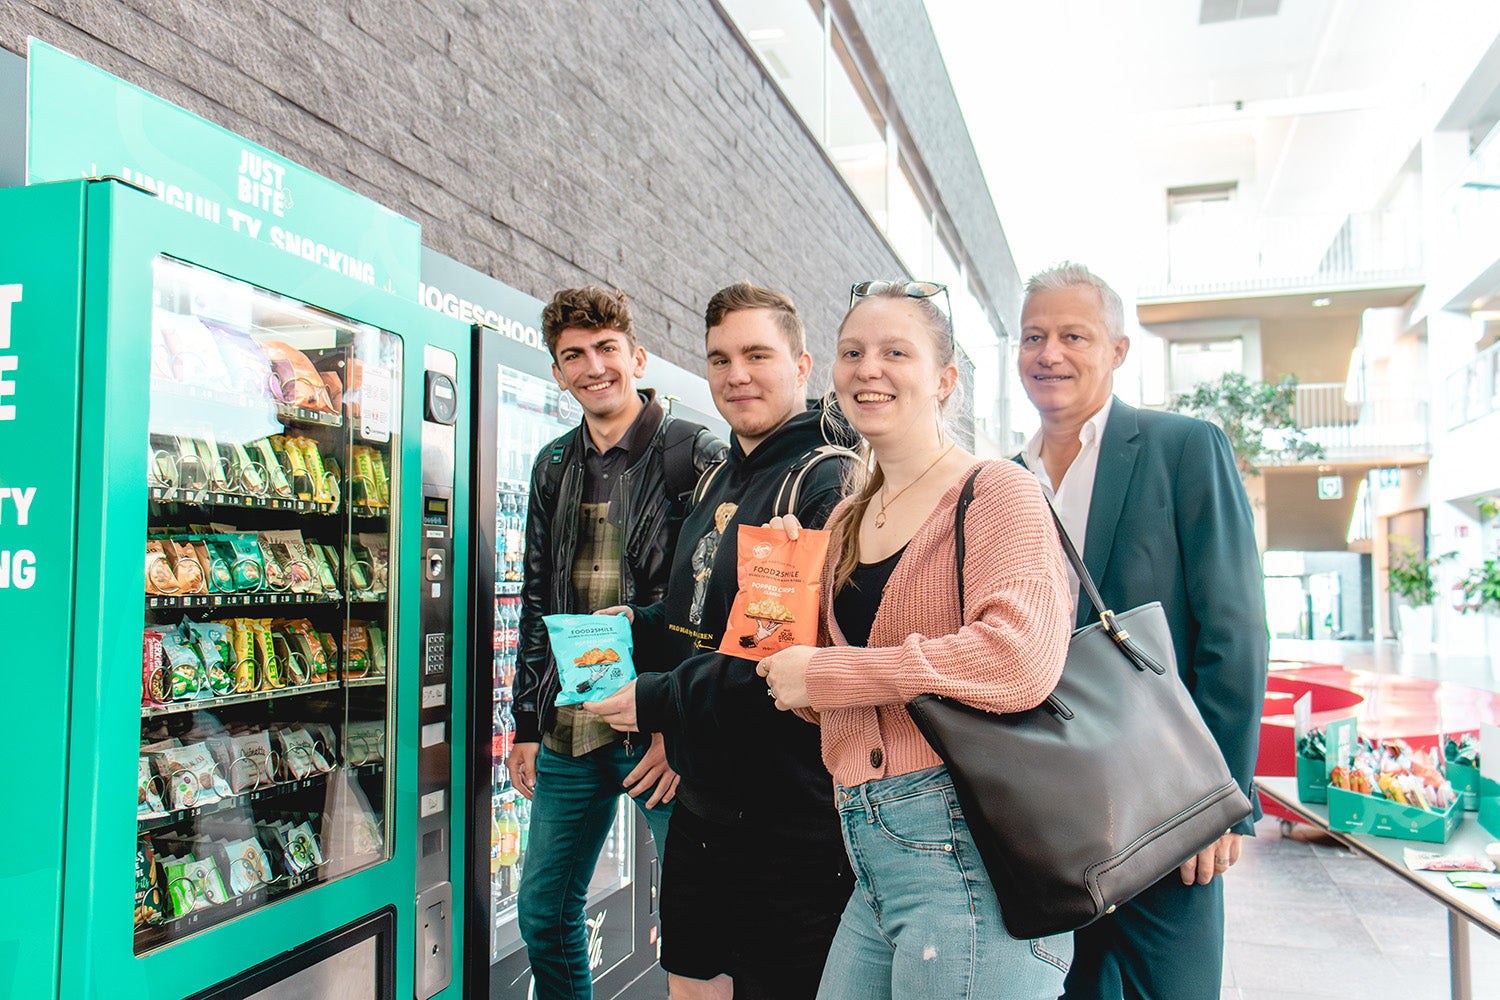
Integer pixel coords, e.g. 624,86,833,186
145,592,336,611
138,773,332,833
134,883,270,954
494,581,521,596
351,503,389,519
344,675,388,689
147,380,344,429
142,680,343,718
150,378,277,417
148,485,340,514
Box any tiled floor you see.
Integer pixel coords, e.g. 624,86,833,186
1221,639,1500,1000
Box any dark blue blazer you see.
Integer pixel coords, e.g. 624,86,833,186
1026,398,1268,835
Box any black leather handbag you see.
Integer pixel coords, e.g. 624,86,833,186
906,467,1253,939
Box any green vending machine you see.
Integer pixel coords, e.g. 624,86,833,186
0,177,469,1000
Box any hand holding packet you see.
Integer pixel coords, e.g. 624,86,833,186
543,613,635,706
719,524,830,661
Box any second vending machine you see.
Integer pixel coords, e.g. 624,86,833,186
467,317,668,1000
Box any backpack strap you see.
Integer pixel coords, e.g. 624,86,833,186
774,445,855,518
540,428,579,503
690,460,726,507
659,418,705,504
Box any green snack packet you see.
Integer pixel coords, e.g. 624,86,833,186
305,543,340,596
161,855,203,916
159,626,203,701
219,532,265,592
182,619,235,696
134,838,167,927
543,613,635,706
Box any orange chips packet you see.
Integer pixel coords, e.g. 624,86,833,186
719,525,830,661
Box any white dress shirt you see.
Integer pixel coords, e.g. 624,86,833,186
1023,397,1114,615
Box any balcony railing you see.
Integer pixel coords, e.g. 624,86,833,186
1280,382,1429,465
1138,210,1423,301
1444,340,1500,430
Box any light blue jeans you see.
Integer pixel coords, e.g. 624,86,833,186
817,765,1071,1000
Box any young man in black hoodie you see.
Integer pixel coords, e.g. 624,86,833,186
586,282,853,1000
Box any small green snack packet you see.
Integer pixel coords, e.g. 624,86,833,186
134,838,167,927
219,533,265,592
182,619,235,696
158,626,203,701
161,855,207,916
298,543,339,596
543,614,635,706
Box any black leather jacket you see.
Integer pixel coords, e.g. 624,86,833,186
512,398,725,743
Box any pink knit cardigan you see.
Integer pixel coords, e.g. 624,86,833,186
803,460,1072,789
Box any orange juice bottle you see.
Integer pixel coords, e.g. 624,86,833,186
498,800,521,867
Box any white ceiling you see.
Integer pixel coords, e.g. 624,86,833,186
925,0,1500,291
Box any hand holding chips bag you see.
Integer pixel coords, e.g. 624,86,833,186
543,614,635,706
719,525,830,661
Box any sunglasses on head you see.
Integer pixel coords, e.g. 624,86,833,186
849,280,954,333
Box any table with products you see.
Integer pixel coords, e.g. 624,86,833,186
1256,776,1500,1000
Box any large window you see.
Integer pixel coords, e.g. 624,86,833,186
827,25,888,225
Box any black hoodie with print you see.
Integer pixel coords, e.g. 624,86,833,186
632,407,849,840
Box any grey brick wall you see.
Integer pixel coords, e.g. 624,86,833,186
1,0,909,383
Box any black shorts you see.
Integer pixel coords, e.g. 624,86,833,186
659,804,853,1000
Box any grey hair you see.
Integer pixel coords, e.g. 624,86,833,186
1023,262,1125,342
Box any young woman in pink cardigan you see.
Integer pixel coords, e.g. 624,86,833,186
759,281,1074,999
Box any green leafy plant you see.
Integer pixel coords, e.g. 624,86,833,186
1460,559,1500,615
1387,547,1453,607
1168,373,1323,477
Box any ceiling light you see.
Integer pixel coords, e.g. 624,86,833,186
1312,298,1331,307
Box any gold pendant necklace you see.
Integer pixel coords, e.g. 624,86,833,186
873,443,955,528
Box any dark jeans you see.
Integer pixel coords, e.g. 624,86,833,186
1062,868,1226,1000
517,741,672,1000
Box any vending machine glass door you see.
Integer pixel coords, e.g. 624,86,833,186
135,255,401,953
484,362,641,959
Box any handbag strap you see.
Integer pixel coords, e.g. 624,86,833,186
953,464,1166,677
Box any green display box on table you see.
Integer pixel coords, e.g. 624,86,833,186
1447,761,1480,811
1296,754,1327,803
1327,786,1462,843
1479,779,1500,838
1317,716,1460,843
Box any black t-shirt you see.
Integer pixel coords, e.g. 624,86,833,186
833,546,906,648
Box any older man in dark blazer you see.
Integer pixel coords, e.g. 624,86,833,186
1016,262,1267,1000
